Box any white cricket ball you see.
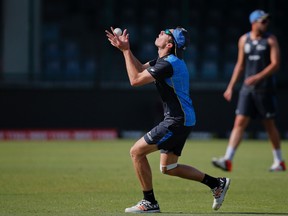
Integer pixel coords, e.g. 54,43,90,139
113,28,122,36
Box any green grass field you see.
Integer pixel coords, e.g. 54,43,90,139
0,139,287,216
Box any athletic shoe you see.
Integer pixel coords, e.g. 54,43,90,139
269,161,286,172
124,199,160,213
212,157,232,171
211,177,231,210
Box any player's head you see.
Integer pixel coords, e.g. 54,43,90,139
164,26,190,59
249,10,270,24
249,10,270,32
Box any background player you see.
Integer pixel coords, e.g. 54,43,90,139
212,10,286,172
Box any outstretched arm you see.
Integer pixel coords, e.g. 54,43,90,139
105,27,155,86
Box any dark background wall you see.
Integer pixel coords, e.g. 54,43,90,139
1,88,287,138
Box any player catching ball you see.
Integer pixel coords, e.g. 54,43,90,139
105,26,231,213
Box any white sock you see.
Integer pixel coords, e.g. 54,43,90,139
224,146,235,161
272,149,283,164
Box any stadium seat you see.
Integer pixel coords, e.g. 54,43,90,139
42,23,60,42
225,27,242,43
83,58,97,79
202,43,219,61
206,9,223,26
200,60,218,79
141,24,157,42
223,61,235,79
64,59,81,80
184,44,198,61
63,41,79,59
224,43,238,63
204,27,220,43
44,59,62,80
189,27,199,43
163,8,180,27
44,42,61,59
186,61,197,79
139,42,156,62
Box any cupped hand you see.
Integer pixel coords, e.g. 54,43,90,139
105,27,130,51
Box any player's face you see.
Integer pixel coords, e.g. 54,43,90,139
155,29,175,48
256,18,269,32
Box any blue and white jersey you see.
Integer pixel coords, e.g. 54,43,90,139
147,54,196,126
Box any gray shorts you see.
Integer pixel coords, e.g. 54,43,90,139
144,120,192,156
236,90,277,119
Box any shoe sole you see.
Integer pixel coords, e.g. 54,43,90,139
125,209,160,213
269,168,286,172
213,178,231,210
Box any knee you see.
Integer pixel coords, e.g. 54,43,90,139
160,163,178,175
234,121,245,129
129,146,137,159
129,145,143,161
234,116,249,129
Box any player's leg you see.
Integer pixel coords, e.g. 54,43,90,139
160,152,204,181
212,91,253,171
125,137,160,213
160,152,230,210
263,118,280,149
262,119,286,171
226,114,250,151
257,92,285,171
157,125,205,181
212,115,250,171
130,137,158,191
158,124,230,211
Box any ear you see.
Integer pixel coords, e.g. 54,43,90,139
166,42,174,49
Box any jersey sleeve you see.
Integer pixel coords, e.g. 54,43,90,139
147,58,173,80
149,59,157,66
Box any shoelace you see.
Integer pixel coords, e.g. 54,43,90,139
137,200,150,206
212,187,223,198
212,179,225,198
138,200,158,208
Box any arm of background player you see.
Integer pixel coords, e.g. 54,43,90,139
122,49,155,86
223,34,246,102
244,35,280,86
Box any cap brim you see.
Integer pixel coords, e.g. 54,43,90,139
260,14,270,20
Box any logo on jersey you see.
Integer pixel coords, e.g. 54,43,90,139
147,131,153,142
244,43,251,53
256,44,266,51
248,55,260,61
265,112,275,118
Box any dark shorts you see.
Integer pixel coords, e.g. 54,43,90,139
143,120,192,156
236,90,277,119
